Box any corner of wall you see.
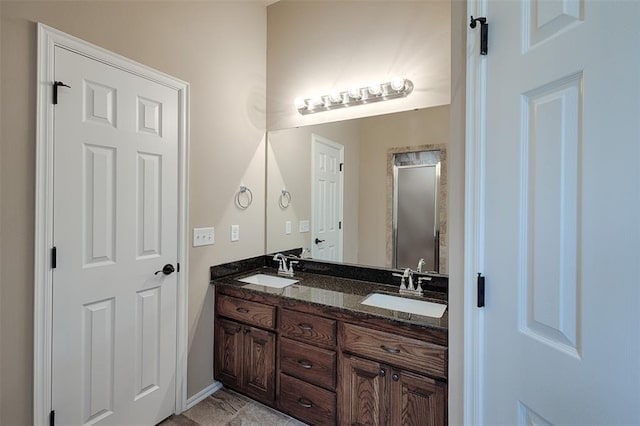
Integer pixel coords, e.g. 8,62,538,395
448,0,467,424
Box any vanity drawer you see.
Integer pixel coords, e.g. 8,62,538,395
279,373,336,426
216,294,275,330
341,323,447,379
280,337,336,390
280,309,336,347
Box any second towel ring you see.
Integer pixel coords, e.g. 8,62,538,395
279,189,292,209
236,185,253,209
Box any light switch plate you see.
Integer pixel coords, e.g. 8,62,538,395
231,225,240,242
286,221,292,234
193,227,214,247
299,220,310,233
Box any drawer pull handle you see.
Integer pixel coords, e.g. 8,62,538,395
236,307,250,314
297,398,313,408
381,345,401,354
298,359,313,369
298,323,313,330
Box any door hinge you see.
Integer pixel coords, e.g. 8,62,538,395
477,273,485,308
53,81,71,105
470,16,488,55
177,262,180,273
49,410,55,426
51,247,57,269
339,163,344,172
338,221,342,230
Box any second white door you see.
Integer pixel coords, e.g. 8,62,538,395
311,134,344,262
479,0,640,423
52,45,180,425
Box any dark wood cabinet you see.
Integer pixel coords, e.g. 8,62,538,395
214,285,447,425
390,369,446,426
340,354,446,426
214,317,276,405
341,354,388,426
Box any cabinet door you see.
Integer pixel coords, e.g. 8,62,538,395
390,369,446,426
242,326,276,404
340,354,388,426
214,317,243,388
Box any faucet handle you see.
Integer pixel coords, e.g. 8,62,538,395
392,273,407,290
288,260,299,274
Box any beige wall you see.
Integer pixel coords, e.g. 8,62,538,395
266,119,360,263
448,0,467,423
358,106,450,268
0,2,266,423
267,0,450,130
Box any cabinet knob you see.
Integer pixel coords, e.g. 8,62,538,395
235,327,241,333
381,345,401,354
298,359,313,369
297,397,313,409
298,323,313,331
243,328,250,335
392,373,399,382
379,368,386,377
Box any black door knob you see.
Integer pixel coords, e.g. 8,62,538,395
155,264,175,275
314,238,325,244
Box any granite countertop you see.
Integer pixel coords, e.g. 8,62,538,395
212,266,448,331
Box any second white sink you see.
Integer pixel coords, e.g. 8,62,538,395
237,273,298,288
361,293,447,318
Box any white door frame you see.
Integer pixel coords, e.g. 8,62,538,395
461,0,486,424
34,24,190,425
311,133,344,261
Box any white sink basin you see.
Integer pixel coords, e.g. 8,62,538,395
236,273,298,288
361,293,447,318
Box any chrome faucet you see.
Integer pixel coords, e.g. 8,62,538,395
272,253,298,277
392,267,425,296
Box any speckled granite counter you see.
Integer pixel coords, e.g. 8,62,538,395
212,266,448,332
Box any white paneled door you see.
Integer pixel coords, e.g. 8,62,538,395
52,46,179,425
311,135,344,262
480,0,640,423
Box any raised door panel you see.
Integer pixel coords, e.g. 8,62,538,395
340,354,387,426
390,369,446,426
214,318,243,388
243,326,276,404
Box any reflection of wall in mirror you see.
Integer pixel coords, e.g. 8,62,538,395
268,106,449,271
360,106,449,272
267,120,361,263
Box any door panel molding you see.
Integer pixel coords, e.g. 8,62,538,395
35,23,190,425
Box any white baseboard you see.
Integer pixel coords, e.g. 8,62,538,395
185,381,223,410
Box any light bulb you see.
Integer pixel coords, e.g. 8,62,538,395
294,97,306,109
329,92,343,104
368,84,382,96
390,77,406,92
348,88,362,100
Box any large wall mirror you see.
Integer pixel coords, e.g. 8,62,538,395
266,105,449,275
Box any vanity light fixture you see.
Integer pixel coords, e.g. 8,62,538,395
296,78,414,115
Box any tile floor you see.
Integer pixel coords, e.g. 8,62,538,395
159,388,307,426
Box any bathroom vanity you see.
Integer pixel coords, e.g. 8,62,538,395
212,262,448,426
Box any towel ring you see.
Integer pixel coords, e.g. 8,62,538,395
236,185,253,210
279,189,292,209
